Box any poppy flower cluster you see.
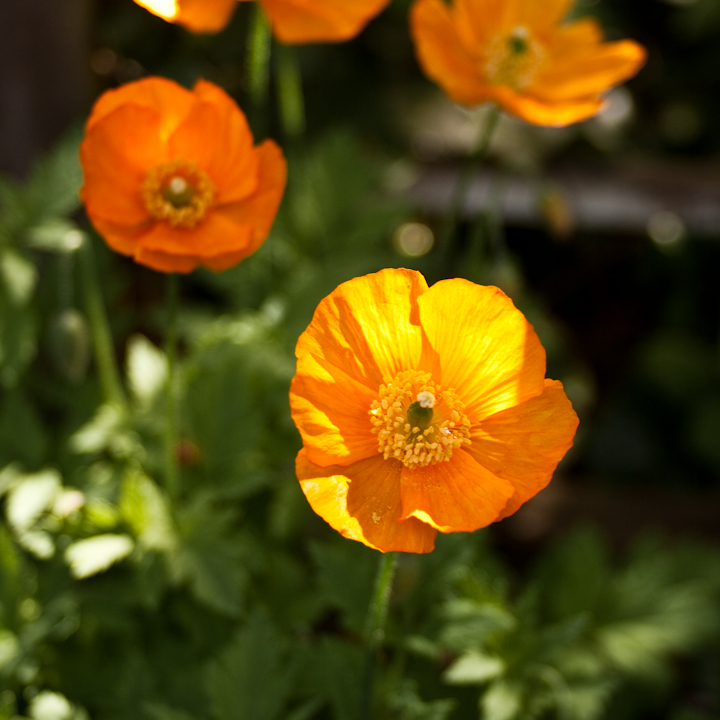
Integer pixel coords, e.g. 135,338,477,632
410,0,647,126
134,0,392,43
80,77,286,273
290,269,579,554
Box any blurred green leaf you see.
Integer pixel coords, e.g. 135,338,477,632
0,250,36,306
443,651,505,686
126,335,167,410
64,534,134,579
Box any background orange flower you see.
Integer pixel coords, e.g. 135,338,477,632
134,0,392,42
290,269,579,554
410,0,647,126
80,77,286,273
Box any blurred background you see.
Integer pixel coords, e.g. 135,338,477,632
1,1,720,719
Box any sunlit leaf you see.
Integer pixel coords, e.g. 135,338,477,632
64,534,134,579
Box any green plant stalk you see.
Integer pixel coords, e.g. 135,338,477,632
441,103,501,251
164,273,180,500
247,5,272,114
361,551,398,720
79,235,125,407
276,43,306,139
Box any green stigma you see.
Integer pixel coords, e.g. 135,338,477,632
407,400,433,430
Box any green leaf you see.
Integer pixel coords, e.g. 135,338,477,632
5,469,61,534
481,680,523,720
440,599,516,653
443,651,505,685
126,334,168,409
27,691,88,720
26,219,84,254
0,389,47,467
64,534,134,579
0,250,36,306
387,681,456,720
207,610,297,720
70,403,139,459
119,468,176,552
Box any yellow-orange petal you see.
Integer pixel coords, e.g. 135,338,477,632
411,0,489,106
176,0,237,32
417,280,546,422
214,139,287,251
454,0,518,46
169,81,259,204
399,447,514,533
466,378,578,520
259,0,391,44
86,76,195,138
295,268,428,393
532,38,647,104
515,0,574,37
489,85,604,126
296,450,437,553
290,357,379,467
80,104,165,227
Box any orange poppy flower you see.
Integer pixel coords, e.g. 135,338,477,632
80,77,286,273
290,269,579,554
134,0,391,43
410,0,647,126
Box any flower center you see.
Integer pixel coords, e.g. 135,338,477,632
484,26,545,90
369,370,471,469
142,159,215,229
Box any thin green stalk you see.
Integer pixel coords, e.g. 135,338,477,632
361,551,398,720
247,3,271,132
441,104,501,252
164,273,180,500
78,235,125,407
276,43,306,139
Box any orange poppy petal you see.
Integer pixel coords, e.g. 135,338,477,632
515,0,574,36
215,139,287,249
175,0,237,32
89,219,149,257
138,211,254,258
399,448,514,533
260,0,390,44
168,81,259,204
533,38,647,103
86,76,194,137
411,0,489,106
454,0,518,45
297,450,437,553
295,268,428,393
133,246,201,273
290,356,379,467
417,280,546,422
80,104,164,226
466,378,578,520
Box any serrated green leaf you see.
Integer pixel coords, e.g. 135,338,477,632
65,534,134,579
207,610,297,720
440,599,516,652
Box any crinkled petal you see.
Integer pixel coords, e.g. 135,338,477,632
290,355,379,467
297,450,437,553
411,0,489,106
533,36,647,103
417,279,546,422
169,81,259,203
134,246,201,273
86,76,194,137
399,448,514,532
467,379,578,519
215,140,287,250
295,268,428,393
260,0,390,44
80,104,165,227
175,0,237,32
490,85,603,126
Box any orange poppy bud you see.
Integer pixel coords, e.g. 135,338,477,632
410,0,647,126
290,269,579,553
80,77,286,273
135,0,392,43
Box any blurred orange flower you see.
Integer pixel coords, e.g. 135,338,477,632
410,0,647,126
290,269,579,554
134,0,391,43
80,77,286,274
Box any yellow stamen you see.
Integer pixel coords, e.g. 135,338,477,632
142,159,215,229
369,370,470,469
485,26,545,90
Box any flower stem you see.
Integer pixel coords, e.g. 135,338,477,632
164,273,180,500
78,235,125,408
276,43,305,140
247,3,271,132
361,551,398,720
441,103,501,252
